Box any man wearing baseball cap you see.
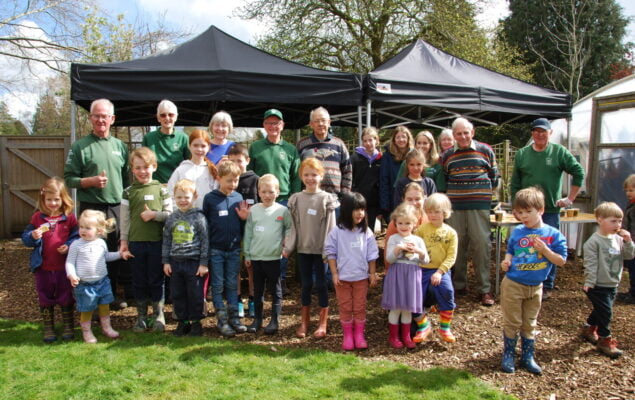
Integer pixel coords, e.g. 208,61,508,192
510,117,584,298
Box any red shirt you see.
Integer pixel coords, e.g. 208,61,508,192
30,212,78,271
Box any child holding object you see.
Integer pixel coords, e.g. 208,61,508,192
581,202,635,358
66,210,128,343
381,203,430,349
325,192,379,350
500,187,567,374
22,177,79,343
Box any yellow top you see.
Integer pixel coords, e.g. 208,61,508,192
415,222,457,273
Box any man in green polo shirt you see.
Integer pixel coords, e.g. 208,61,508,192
64,98,131,309
141,100,190,183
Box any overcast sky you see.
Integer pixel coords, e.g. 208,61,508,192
2,0,634,127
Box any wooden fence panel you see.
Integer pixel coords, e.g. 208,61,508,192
0,136,70,238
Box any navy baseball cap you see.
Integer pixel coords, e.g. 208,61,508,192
530,118,551,130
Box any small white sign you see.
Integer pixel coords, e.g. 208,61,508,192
144,195,154,201
255,226,265,232
376,83,392,94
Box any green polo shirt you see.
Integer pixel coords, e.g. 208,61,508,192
64,133,129,204
142,129,190,183
247,138,301,201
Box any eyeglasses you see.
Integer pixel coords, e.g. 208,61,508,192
264,121,282,127
311,118,330,125
159,113,176,118
90,114,113,121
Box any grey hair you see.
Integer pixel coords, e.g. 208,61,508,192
309,106,330,122
452,117,473,131
209,111,233,133
157,99,178,115
90,99,114,115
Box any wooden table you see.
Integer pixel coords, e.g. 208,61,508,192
490,212,596,295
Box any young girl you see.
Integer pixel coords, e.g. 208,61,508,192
395,130,440,180
325,192,379,350
413,193,458,343
393,149,437,208
206,111,235,164
351,127,382,233
382,203,429,349
384,183,428,267
379,126,414,219
66,210,125,343
285,158,338,339
167,129,219,209
22,177,78,343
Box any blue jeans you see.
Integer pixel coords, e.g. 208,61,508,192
542,212,560,289
129,241,164,302
585,286,616,337
210,248,241,310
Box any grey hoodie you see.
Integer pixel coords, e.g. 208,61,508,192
162,207,209,266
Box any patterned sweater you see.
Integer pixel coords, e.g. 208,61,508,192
438,140,499,210
297,133,352,196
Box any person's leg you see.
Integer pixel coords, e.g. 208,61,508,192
226,248,246,333
146,241,165,331
541,212,560,291
399,310,415,348
335,280,353,322
263,259,282,334
297,253,314,307
518,283,542,374
585,287,613,338
210,249,226,310
447,211,469,292
351,279,369,349
36,270,57,343
434,272,457,343
625,259,635,297
312,254,329,338
248,260,266,333
500,277,522,373
170,260,187,321
467,209,492,295
129,241,149,331
184,260,205,322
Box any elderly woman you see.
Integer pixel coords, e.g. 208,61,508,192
142,100,190,183
207,111,236,164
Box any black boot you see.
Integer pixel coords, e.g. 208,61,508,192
247,301,263,333
229,304,247,333
40,306,57,343
263,303,281,335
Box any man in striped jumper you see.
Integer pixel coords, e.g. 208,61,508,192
296,107,352,199
439,117,499,306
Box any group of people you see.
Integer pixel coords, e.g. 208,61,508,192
21,98,635,374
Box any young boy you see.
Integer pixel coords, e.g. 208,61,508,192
228,143,259,317
617,174,635,304
581,202,634,358
120,147,172,332
500,187,567,374
202,161,250,337
243,174,292,334
162,179,209,336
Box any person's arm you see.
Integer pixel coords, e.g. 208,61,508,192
289,149,302,195
21,222,41,248
161,216,173,266
322,195,338,258
154,187,173,222
121,143,130,188
119,196,131,243
437,228,457,274
340,144,352,193
282,197,297,256
379,154,391,211
582,237,599,290
533,237,565,267
385,235,400,264
198,214,209,267
488,146,499,189
243,212,254,262
65,242,80,285
510,153,522,203
393,179,404,211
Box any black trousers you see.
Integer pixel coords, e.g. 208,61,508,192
585,286,617,337
252,260,282,307
170,259,205,321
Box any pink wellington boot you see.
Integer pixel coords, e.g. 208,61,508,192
80,321,97,344
100,316,120,339
341,320,354,351
353,320,368,349
388,323,404,349
400,323,416,349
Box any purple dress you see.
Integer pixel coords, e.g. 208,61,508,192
381,234,427,313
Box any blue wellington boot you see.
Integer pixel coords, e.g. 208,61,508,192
501,335,517,373
519,337,542,375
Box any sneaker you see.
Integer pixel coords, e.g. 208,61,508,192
597,336,623,359
580,324,599,344
542,288,553,300
481,293,495,306
173,321,191,337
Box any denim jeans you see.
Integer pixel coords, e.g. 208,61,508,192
585,286,617,337
542,212,560,289
210,248,241,309
129,241,164,302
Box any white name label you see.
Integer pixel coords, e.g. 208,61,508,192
144,195,154,201
307,208,317,216
219,210,228,217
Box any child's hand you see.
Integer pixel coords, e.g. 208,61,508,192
31,228,43,240
618,229,632,242
331,272,341,287
69,275,80,287
236,201,250,220
431,271,442,286
281,250,289,259
244,260,252,268
369,273,378,287
501,259,511,272
533,237,547,252
582,285,591,292
163,263,172,276
57,244,69,254
120,250,134,260
196,265,208,277
140,204,156,222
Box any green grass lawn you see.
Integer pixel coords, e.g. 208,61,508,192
0,319,515,400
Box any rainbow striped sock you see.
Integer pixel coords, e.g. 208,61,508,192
438,310,456,342
416,315,430,333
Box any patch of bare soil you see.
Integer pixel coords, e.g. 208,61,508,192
1,238,634,400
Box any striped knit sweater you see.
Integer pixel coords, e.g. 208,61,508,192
297,133,352,196
439,140,499,210
65,238,121,282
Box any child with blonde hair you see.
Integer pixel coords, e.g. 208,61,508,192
582,201,634,358
414,193,457,343
285,158,338,339
382,203,430,349
22,177,79,342
393,149,436,207
66,210,126,343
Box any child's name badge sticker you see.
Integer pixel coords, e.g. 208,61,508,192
247,199,255,205
255,225,265,232
351,240,361,248
144,195,154,201
609,247,620,255
219,210,229,217
307,208,317,216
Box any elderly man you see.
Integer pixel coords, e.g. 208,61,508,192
141,100,190,183
439,117,499,306
248,109,301,294
64,98,131,308
296,107,352,197
511,117,584,299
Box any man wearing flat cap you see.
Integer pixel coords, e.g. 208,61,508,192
510,117,585,298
